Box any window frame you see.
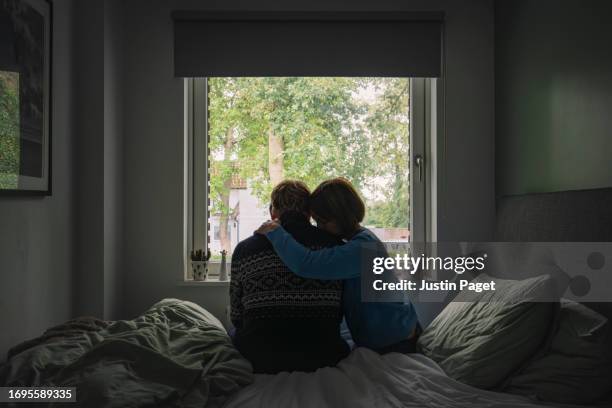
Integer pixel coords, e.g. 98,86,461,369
184,78,215,280
184,77,436,282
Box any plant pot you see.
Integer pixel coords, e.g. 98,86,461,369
191,261,208,281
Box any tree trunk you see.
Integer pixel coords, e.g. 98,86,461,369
268,128,284,186
218,128,234,253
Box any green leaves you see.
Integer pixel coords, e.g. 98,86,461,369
0,71,20,189
190,249,211,261
207,77,410,230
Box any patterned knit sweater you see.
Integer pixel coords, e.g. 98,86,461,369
230,211,349,373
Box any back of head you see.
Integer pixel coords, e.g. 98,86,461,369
311,177,365,238
271,180,311,216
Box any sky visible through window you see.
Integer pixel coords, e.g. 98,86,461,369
207,77,410,257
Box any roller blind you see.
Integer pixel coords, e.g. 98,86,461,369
173,12,443,78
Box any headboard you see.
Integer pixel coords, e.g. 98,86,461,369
495,187,612,319
496,187,612,242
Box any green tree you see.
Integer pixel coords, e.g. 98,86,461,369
362,78,410,228
0,71,20,189
208,77,369,250
208,77,410,251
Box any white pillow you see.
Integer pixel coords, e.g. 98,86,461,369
504,300,612,404
417,274,558,389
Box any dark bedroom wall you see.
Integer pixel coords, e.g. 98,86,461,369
496,0,612,196
73,0,125,320
0,0,75,358
73,0,105,318
103,0,125,321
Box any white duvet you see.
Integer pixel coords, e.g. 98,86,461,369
224,348,585,408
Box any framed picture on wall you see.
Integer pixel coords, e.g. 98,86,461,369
0,0,52,195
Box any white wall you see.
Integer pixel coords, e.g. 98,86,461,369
73,0,125,320
0,0,75,358
121,0,495,325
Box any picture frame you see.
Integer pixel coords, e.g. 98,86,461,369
0,0,52,195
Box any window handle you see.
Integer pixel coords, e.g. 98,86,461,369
415,154,425,183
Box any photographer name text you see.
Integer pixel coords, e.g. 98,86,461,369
372,279,496,293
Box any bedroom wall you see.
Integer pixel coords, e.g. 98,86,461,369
73,0,125,320
0,0,75,358
102,0,125,321
496,0,612,196
120,0,495,325
73,0,105,318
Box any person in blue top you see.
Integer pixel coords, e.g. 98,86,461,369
256,177,421,354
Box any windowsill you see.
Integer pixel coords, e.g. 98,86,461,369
182,260,230,286
178,278,230,287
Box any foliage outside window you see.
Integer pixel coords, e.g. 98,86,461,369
0,71,20,189
207,77,410,257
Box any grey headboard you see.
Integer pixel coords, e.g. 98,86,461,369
496,188,612,242
496,187,612,318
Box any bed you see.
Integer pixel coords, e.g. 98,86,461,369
224,347,602,408
226,187,612,408
1,188,611,407
0,299,253,408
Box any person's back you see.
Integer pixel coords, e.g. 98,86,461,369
257,177,421,353
229,182,349,374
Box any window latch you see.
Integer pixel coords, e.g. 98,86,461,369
414,154,425,183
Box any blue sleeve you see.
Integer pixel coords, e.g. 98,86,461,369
265,227,367,280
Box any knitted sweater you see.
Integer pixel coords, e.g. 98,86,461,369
230,211,349,373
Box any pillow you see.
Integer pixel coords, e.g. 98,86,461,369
417,274,558,389
504,300,612,404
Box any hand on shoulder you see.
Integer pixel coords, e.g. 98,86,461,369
255,220,281,235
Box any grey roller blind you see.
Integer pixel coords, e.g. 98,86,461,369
173,12,443,78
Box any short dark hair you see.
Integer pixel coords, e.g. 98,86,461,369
271,180,311,215
310,178,365,238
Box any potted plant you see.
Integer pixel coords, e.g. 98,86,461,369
190,249,211,281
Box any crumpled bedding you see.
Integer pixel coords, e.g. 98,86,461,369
224,347,595,408
0,298,253,408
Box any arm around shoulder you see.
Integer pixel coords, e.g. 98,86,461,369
265,227,369,280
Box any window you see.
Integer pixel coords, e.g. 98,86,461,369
185,77,435,280
213,224,232,242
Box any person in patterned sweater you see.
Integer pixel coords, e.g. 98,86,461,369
230,180,349,374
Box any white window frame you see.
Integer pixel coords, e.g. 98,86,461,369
184,78,437,282
411,78,439,247
184,78,216,281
